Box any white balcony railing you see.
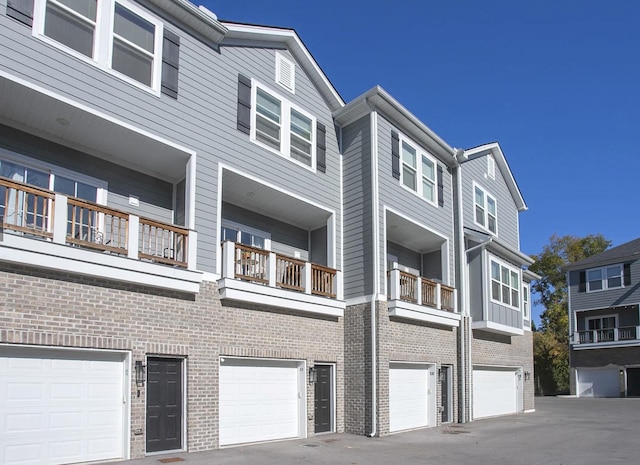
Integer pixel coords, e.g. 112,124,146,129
388,269,456,312
576,326,640,344
221,241,342,300
1,176,196,269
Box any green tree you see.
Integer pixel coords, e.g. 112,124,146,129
529,234,610,394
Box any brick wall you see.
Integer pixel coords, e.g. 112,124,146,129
471,329,535,412
0,263,344,457
572,346,640,367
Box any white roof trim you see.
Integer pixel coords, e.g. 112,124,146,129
221,23,344,111
148,0,228,43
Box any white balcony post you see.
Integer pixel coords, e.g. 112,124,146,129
335,270,343,300
593,330,598,343
303,262,312,295
614,327,619,342
222,241,235,279
187,230,198,271
389,269,401,300
127,215,139,260
268,252,277,287
416,277,423,306
52,193,68,244
453,288,458,312
436,283,442,310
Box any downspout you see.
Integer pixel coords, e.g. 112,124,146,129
368,109,380,437
453,149,467,423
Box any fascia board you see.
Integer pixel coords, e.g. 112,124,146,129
149,0,228,43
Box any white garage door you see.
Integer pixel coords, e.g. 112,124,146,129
389,363,431,432
219,358,304,446
0,346,127,465
577,368,619,397
473,367,519,419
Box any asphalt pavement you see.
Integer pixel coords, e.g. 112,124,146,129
117,397,640,465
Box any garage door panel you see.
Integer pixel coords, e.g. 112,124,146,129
219,359,302,446
577,368,619,397
0,348,127,465
473,368,519,419
389,363,430,432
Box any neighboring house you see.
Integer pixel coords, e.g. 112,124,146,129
565,237,640,397
0,1,535,464
459,143,536,419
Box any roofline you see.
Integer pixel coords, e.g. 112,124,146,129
465,228,535,266
333,86,457,166
220,22,345,112
564,254,640,271
463,142,527,212
148,0,228,43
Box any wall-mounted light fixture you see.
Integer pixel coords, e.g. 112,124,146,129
135,360,146,387
308,366,317,384
524,371,531,381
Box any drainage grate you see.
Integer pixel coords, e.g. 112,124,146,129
158,458,185,463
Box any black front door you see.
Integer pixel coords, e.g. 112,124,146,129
146,357,183,453
314,365,332,433
627,368,640,396
441,366,451,423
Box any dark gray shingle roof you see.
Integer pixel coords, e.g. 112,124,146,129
565,237,640,270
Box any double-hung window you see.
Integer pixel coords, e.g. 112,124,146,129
400,137,436,204
474,184,497,234
252,82,316,168
587,265,623,292
34,0,163,91
490,259,520,309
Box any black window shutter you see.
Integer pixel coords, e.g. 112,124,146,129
437,165,444,207
316,122,326,173
237,74,252,135
161,29,180,99
7,0,33,26
391,130,400,179
624,263,631,286
578,271,586,293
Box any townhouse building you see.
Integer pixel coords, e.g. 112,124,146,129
0,1,535,464
565,237,640,397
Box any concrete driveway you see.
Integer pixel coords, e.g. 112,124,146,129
119,397,640,465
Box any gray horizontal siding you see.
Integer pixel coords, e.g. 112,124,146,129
569,260,640,311
376,115,455,289
0,125,173,222
1,5,343,275
387,241,421,273
342,115,372,298
461,155,519,249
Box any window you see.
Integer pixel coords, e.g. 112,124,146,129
490,259,520,309
400,137,437,204
586,315,617,342
474,184,497,234
251,82,316,168
587,265,623,292
221,222,270,250
34,0,163,90
523,284,530,319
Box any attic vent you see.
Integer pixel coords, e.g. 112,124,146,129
276,52,295,93
487,155,496,179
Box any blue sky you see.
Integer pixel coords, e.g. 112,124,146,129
205,0,640,322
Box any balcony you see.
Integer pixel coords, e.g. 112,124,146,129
387,269,460,327
0,177,201,292
218,241,344,317
574,326,640,348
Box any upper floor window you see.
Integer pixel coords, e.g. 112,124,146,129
587,265,623,292
252,82,316,169
33,0,163,91
474,184,497,234
400,137,436,204
490,259,520,309
523,284,530,319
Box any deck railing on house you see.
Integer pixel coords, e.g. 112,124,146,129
1,176,194,268
222,241,341,299
388,269,457,313
577,326,639,344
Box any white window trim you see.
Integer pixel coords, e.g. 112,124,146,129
0,149,108,204
398,134,438,207
523,283,530,319
32,0,164,95
586,264,624,293
221,219,272,251
585,314,618,330
489,256,521,311
473,182,497,234
275,51,295,94
250,79,316,171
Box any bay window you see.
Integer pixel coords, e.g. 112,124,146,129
490,259,520,309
